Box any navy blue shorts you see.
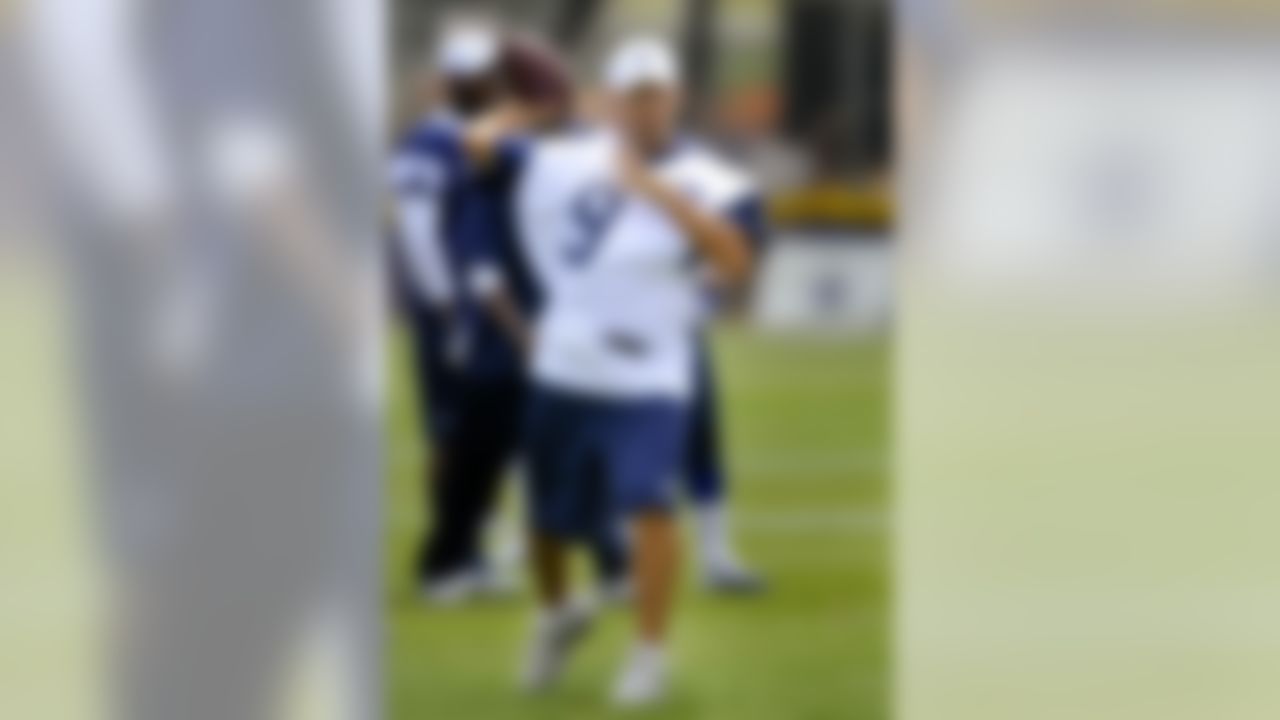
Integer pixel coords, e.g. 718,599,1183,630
524,385,689,540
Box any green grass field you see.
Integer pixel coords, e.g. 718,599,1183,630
386,327,888,719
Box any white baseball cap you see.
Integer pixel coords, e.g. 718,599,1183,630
437,26,500,79
605,37,681,92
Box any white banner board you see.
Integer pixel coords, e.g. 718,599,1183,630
752,231,893,333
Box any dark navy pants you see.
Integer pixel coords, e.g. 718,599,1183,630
419,376,525,580
683,343,727,505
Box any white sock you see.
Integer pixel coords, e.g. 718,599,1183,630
632,641,666,666
693,502,736,568
540,600,571,627
544,594,593,625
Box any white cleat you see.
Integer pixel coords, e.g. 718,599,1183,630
612,644,669,708
470,563,520,600
597,576,633,607
418,571,480,606
703,556,766,595
420,563,517,606
520,601,594,692
694,505,765,595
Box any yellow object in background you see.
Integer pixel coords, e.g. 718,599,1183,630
771,180,894,230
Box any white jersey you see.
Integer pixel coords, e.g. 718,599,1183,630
513,130,756,401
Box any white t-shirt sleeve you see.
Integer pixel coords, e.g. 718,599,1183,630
388,151,446,195
685,152,757,214
393,189,454,305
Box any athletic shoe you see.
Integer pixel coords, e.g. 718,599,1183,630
519,600,594,692
597,576,633,606
469,562,520,600
703,556,766,595
611,643,669,707
418,570,480,606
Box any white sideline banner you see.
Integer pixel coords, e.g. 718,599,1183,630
752,231,893,333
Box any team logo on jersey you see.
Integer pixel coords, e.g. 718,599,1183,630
564,184,625,266
603,330,650,358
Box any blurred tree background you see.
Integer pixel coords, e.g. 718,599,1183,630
392,0,890,190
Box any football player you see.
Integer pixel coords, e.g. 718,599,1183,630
470,37,765,705
389,24,516,602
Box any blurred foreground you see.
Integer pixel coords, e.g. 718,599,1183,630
386,327,889,719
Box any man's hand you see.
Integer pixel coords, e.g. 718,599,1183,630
462,102,530,167
481,290,536,363
614,146,754,285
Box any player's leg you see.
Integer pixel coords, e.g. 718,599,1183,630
608,401,689,706
408,309,465,593
423,374,509,603
469,380,532,595
631,511,679,641
522,530,593,691
448,379,525,598
685,341,764,593
590,514,631,604
420,439,477,603
519,387,596,691
683,342,726,507
529,530,569,607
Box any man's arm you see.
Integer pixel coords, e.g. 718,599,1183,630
459,104,530,169
393,193,455,309
478,284,534,359
462,204,534,359
617,151,755,285
388,145,456,311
